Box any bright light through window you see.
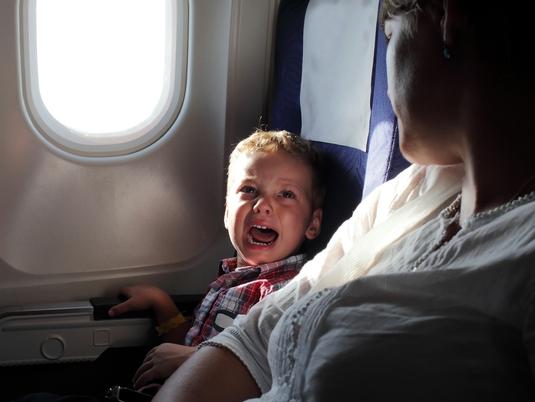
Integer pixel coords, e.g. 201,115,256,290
36,0,166,135
20,0,187,155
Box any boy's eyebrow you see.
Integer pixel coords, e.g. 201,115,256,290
234,172,311,187
236,176,256,183
229,177,256,189
276,177,308,186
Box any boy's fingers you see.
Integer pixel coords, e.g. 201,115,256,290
133,359,153,384
144,346,158,359
138,383,161,395
108,298,134,317
134,367,155,389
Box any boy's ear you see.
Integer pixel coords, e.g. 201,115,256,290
305,208,322,240
223,204,229,229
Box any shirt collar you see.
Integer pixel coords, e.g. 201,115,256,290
219,253,307,274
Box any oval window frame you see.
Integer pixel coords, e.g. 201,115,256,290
18,0,188,157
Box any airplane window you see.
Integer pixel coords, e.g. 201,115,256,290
19,0,188,156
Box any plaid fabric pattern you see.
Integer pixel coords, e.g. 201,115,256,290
184,254,306,346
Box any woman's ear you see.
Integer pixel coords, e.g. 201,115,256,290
305,208,323,240
440,0,465,48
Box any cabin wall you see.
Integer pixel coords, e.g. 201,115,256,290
0,0,278,306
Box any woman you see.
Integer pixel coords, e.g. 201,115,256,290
154,0,535,400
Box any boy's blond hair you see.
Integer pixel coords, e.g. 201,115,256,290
228,129,325,209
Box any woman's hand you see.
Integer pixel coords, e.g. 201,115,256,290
133,343,196,389
108,284,179,324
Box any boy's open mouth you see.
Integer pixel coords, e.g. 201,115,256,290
248,225,279,246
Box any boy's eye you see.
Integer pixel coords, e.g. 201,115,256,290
239,185,256,194
280,190,295,199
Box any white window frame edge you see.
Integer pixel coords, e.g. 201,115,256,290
16,0,189,158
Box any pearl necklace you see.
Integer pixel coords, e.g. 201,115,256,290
466,189,535,224
409,190,535,272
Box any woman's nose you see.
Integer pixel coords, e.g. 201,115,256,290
253,197,272,214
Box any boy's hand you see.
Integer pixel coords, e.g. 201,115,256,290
108,285,178,323
133,343,196,389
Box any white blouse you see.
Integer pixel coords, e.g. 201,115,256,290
248,191,535,401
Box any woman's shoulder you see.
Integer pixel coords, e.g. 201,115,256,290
404,163,464,197
365,163,464,222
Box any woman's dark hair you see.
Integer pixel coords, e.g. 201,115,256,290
380,0,534,81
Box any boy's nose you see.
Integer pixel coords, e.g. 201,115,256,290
253,197,272,215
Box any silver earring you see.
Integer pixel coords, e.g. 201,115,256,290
443,45,451,60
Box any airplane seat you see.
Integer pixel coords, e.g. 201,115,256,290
268,0,409,255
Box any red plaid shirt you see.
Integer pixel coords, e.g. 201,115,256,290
184,254,306,346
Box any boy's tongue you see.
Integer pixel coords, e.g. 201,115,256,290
250,226,278,244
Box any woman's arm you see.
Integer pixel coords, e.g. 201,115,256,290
153,345,260,402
